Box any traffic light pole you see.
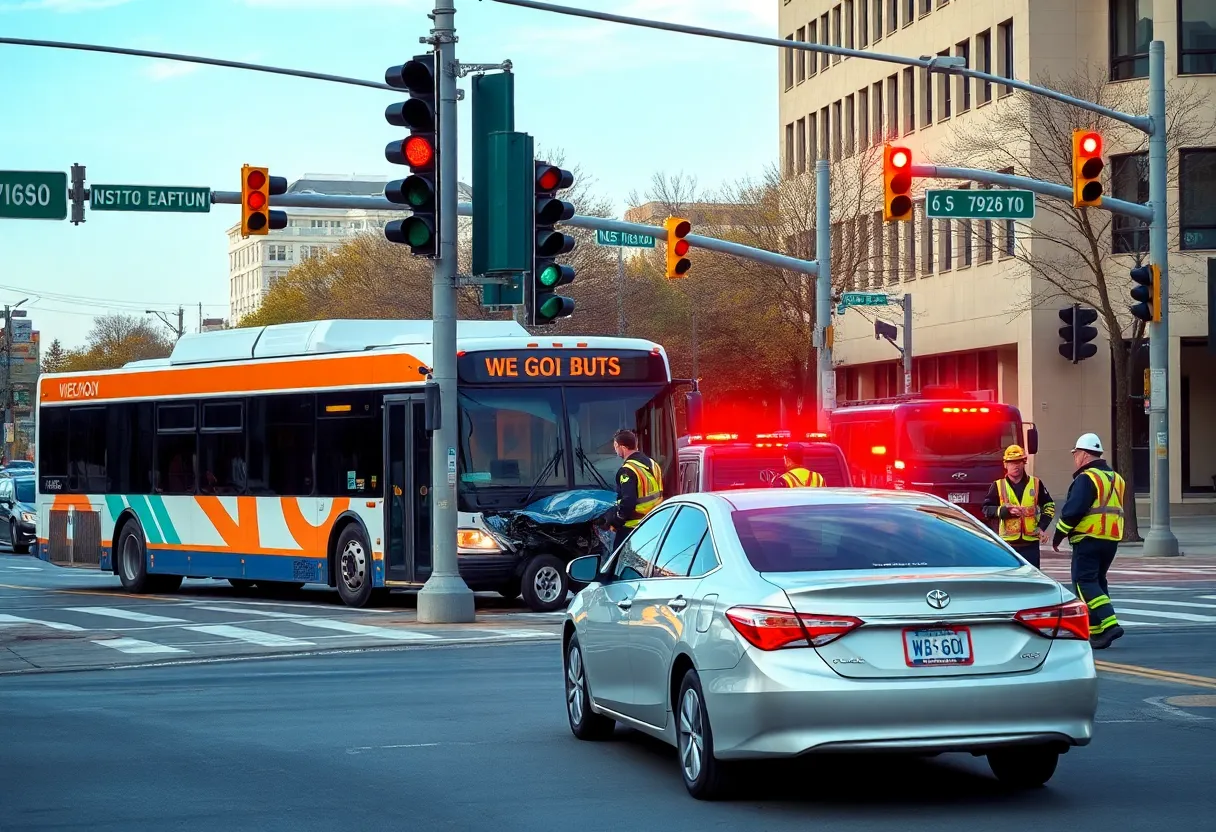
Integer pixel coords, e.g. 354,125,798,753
1144,41,1176,556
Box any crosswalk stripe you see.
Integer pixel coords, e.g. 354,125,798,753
1116,607,1216,623
184,624,315,648
290,619,438,640
194,605,307,619
94,637,187,654
0,613,85,631
65,607,187,624
1119,598,1216,610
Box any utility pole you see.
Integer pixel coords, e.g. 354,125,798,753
902,293,912,395
417,0,476,624
815,160,832,431
146,306,185,340
616,245,625,336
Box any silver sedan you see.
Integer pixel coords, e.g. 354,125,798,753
562,488,1098,800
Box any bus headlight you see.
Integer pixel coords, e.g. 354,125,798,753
457,528,502,552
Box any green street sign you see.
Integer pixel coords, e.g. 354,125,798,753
926,189,1035,220
596,229,655,248
0,171,67,220
90,185,211,213
841,291,888,307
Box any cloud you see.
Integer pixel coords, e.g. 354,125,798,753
0,0,135,11
141,59,202,81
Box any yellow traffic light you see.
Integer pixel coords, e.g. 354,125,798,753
241,165,271,237
664,216,691,278
883,145,913,222
1072,130,1104,207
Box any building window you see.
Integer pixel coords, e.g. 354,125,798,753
873,80,885,142
1110,0,1152,80
1180,149,1216,250
808,21,818,76
921,66,933,128
796,26,806,82
796,117,807,173
785,123,795,174
956,40,971,112
999,167,1016,255
845,0,855,49
871,211,884,286
977,30,993,104
997,19,1014,96
832,99,843,160
1179,0,1216,75
957,185,973,267
845,94,856,156
859,88,870,150
887,0,897,35
905,202,918,277
919,0,931,16
873,0,882,41
938,49,952,120
939,218,953,270
784,35,794,89
820,106,831,158
820,13,830,72
902,67,915,134
1111,152,1149,254
809,112,819,161
979,184,994,263
921,204,935,274
832,5,842,63
859,0,869,47
887,73,899,138
904,0,914,27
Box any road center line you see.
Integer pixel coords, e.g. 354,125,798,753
1095,660,1216,690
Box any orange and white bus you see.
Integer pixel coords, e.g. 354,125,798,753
34,319,682,611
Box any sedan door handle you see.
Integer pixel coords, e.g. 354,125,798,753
616,598,633,610
668,596,688,611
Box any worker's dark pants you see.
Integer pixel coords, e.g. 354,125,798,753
1010,541,1041,568
1071,537,1120,635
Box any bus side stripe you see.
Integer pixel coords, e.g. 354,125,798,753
148,495,181,545
104,495,127,523
126,495,165,545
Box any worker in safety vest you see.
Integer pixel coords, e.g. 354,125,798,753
605,428,664,552
771,442,825,488
1052,433,1127,650
981,444,1056,568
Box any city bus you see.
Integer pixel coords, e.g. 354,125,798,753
827,386,1036,520
33,319,687,611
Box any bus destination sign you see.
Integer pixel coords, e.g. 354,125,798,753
457,349,666,384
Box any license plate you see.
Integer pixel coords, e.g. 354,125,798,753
948,492,969,504
903,627,974,667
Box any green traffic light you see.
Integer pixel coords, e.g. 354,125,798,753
539,264,561,287
539,294,574,320
404,217,432,247
404,178,433,208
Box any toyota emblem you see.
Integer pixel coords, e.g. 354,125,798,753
951,472,968,480
926,589,950,609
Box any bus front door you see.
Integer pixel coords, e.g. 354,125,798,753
384,396,433,584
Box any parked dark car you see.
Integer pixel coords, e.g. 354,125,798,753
0,474,36,554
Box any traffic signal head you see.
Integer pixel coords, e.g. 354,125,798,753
240,165,287,237
664,217,691,278
1072,130,1104,208
883,145,914,222
1129,263,1161,323
384,54,440,257
1058,304,1099,363
530,160,577,326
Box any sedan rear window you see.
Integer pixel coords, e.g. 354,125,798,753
731,503,1023,572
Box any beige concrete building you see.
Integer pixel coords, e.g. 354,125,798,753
778,0,1216,511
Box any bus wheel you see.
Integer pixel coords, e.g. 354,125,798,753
520,554,569,613
336,525,375,608
116,525,154,594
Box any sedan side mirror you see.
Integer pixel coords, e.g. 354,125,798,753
567,555,604,584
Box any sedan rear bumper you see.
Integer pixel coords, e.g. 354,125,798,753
699,640,1097,760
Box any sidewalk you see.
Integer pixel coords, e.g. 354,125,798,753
1043,514,1216,559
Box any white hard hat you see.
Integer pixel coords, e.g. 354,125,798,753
1073,433,1104,455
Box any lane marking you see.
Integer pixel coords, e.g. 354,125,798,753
1113,607,1216,623
1143,695,1211,721
0,613,86,631
94,637,187,655
2,566,40,571
64,607,188,624
289,619,439,641
1095,660,1216,690
194,605,312,619
1119,598,1216,610
183,624,316,648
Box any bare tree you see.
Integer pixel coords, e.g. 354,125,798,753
941,65,1216,541
59,314,174,372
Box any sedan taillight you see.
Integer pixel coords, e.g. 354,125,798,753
1014,600,1090,641
726,606,863,651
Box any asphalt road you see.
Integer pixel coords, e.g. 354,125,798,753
2,632,1215,832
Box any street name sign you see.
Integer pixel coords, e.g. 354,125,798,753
0,171,68,220
926,189,1035,220
596,229,655,248
90,185,211,213
841,292,888,307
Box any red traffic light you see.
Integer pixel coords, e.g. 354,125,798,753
538,167,562,191
247,191,267,210
891,149,910,168
674,239,690,257
246,169,266,191
1079,132,1101,156
404,135,434,168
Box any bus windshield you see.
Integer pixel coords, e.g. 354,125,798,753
457,384,675,504
900,414,1020,459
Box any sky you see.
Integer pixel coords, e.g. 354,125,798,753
0,0,778,349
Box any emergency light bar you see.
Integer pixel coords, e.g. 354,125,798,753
685,430,831,446
941,407,991,413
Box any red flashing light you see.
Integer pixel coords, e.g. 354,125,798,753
247,191,266,211
871,445,887,455
538,167,562,191
891,149,910,168
246,169,267,191
404,135,435,168
1079,132,1101,157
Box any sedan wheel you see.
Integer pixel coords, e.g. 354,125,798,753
563,635,615,741
676,669,730,800
988,746,1060,788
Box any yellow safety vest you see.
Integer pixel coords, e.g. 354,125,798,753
996,475,1040,543
780,467,825,488
622,458,663,528
1069,468,1125,542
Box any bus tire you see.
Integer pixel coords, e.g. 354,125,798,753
335,524,375,608
115,524,154,594
520,554,569,613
